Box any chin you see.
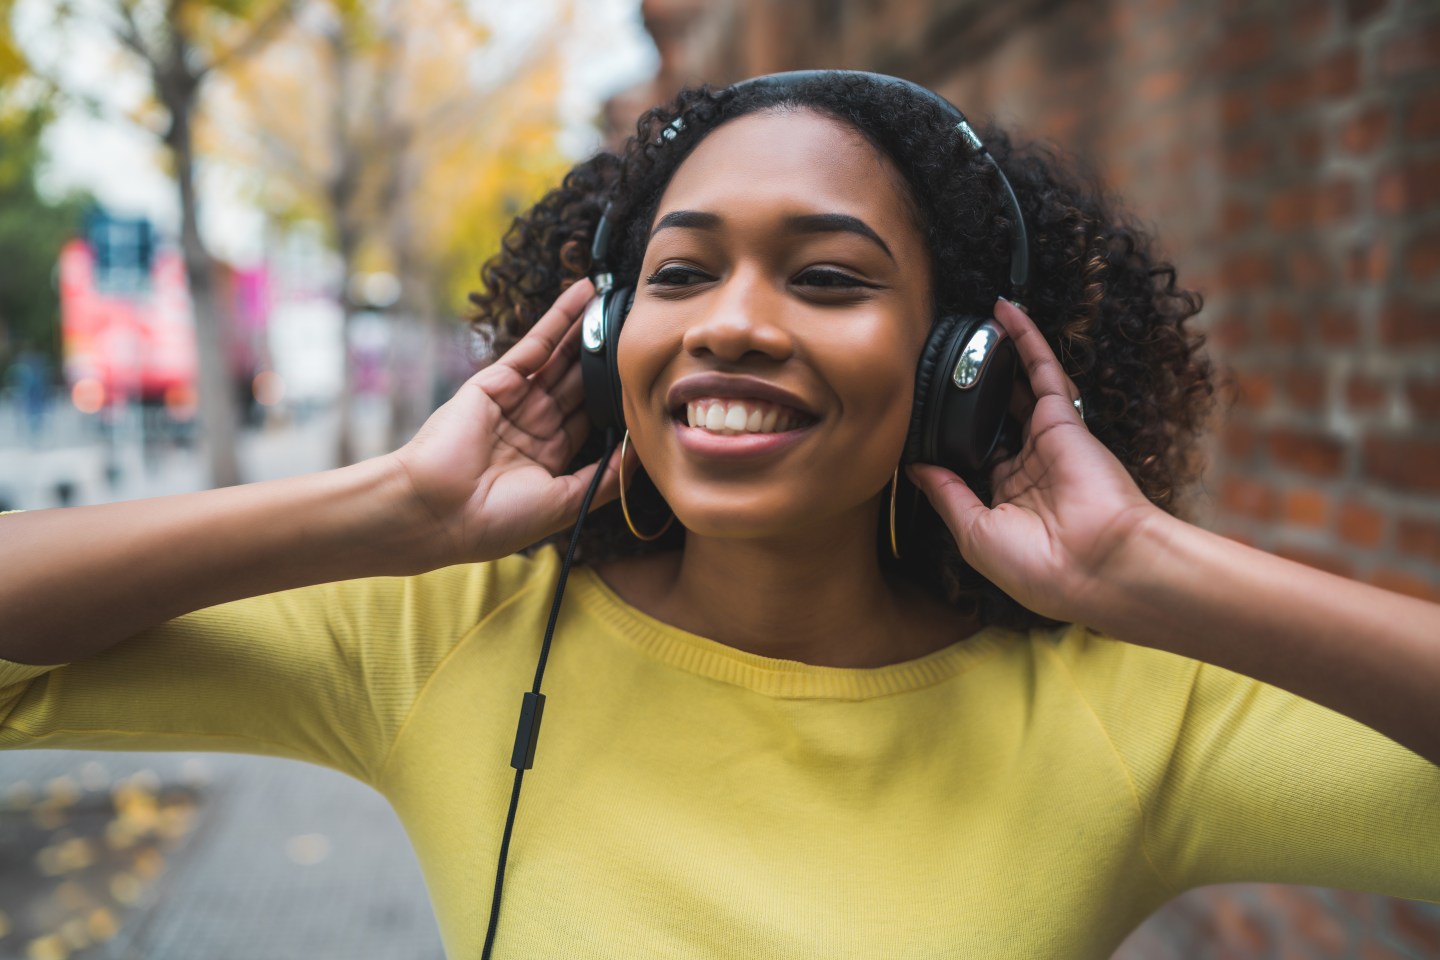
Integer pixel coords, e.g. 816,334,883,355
664,486,876,544
652,482,781,537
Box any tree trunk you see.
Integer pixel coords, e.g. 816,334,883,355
332,220,363,466
170,90,241,487
384,286,440,452
324,23,364,469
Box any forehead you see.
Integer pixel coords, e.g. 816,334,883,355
654,108,918,236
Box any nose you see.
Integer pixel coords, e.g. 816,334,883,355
679,266,795,364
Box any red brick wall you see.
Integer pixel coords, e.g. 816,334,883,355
1195,0,1440,603
617,0,1440,955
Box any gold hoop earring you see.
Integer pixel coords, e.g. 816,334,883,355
619,430,675,542
889,466,901,561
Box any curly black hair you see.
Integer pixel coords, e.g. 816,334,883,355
469,74,1215,633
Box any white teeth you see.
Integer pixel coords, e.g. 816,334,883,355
682,398,808,435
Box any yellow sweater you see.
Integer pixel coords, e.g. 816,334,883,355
2,546,1437,958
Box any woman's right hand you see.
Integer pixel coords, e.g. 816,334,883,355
388,278,625,567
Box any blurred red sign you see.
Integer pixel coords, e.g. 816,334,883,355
59,239,198,404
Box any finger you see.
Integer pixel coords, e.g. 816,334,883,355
548,359,585,419
510,353,585,434
506,379,575,444
554,407,592,469
990,449,1026,491
993,298,1080,410
496,403,587,476
499,278,595,378
531,311,585,392
906,463,988,556
989,447,1047,503
1007,375,1037,424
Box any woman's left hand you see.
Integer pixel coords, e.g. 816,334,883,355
907,298,1165,626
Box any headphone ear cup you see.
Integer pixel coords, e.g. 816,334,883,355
580,285,634,432
904,315,963,467
904,315,1018,481
604,285,633,429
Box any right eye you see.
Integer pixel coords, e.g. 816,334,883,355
644,265,713,287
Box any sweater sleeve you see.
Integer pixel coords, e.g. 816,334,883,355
1049,626,1440,904
0,547,552,784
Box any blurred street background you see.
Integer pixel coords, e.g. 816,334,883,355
1,0,1439,957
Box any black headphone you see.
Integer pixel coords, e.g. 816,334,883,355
578,69,1031,482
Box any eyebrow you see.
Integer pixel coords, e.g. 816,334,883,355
648,210,895,262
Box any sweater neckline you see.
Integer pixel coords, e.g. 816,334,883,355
569,564,1007,700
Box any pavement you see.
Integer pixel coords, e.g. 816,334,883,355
0,753,443,960
0,400,444,960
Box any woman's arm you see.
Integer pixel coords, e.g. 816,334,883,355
1090,511,1440,768
0,278,619,667
911,297,1440,768
0,458,427,665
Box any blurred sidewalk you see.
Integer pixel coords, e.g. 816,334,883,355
0,395,392,510
0,753,443,960
0,400,444,960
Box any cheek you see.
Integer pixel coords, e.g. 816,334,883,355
831,356,917,472
824,323,925,436
614,304,678,429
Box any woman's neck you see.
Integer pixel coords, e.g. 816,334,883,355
597,502,979,668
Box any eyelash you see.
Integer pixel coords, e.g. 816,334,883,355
643,266,878,290
643,266,708,287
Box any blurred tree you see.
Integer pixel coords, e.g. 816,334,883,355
0,106,90,376
0,0,25,93
381,26,571,452
9,0,298,486
211,0,571,463
115,0,297,487
0,6,88,376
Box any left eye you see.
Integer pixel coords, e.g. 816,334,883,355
794,268,878,290
644,266,712,286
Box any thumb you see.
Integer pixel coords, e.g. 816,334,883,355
906,463,988,551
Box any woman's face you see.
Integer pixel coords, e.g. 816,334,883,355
617,107,933,540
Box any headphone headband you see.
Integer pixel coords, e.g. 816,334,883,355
588,70,1030,303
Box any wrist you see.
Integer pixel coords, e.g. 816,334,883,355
1076,505,1186,638
370,453,464,573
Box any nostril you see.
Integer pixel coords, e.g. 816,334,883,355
680,312,796,363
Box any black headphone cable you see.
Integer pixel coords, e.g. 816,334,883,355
481,428,620,960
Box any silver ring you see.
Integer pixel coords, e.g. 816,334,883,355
1072,397,1086,421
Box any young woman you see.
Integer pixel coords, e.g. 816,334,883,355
2,72,1437,959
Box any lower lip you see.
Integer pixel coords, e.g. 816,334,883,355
673,421,813,459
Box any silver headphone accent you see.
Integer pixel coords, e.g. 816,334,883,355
952,321,1004,390
582,272,613,354
581,297,607,354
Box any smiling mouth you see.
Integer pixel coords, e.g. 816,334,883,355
676,397,817,435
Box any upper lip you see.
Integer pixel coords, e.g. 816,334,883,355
666,373,817,418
